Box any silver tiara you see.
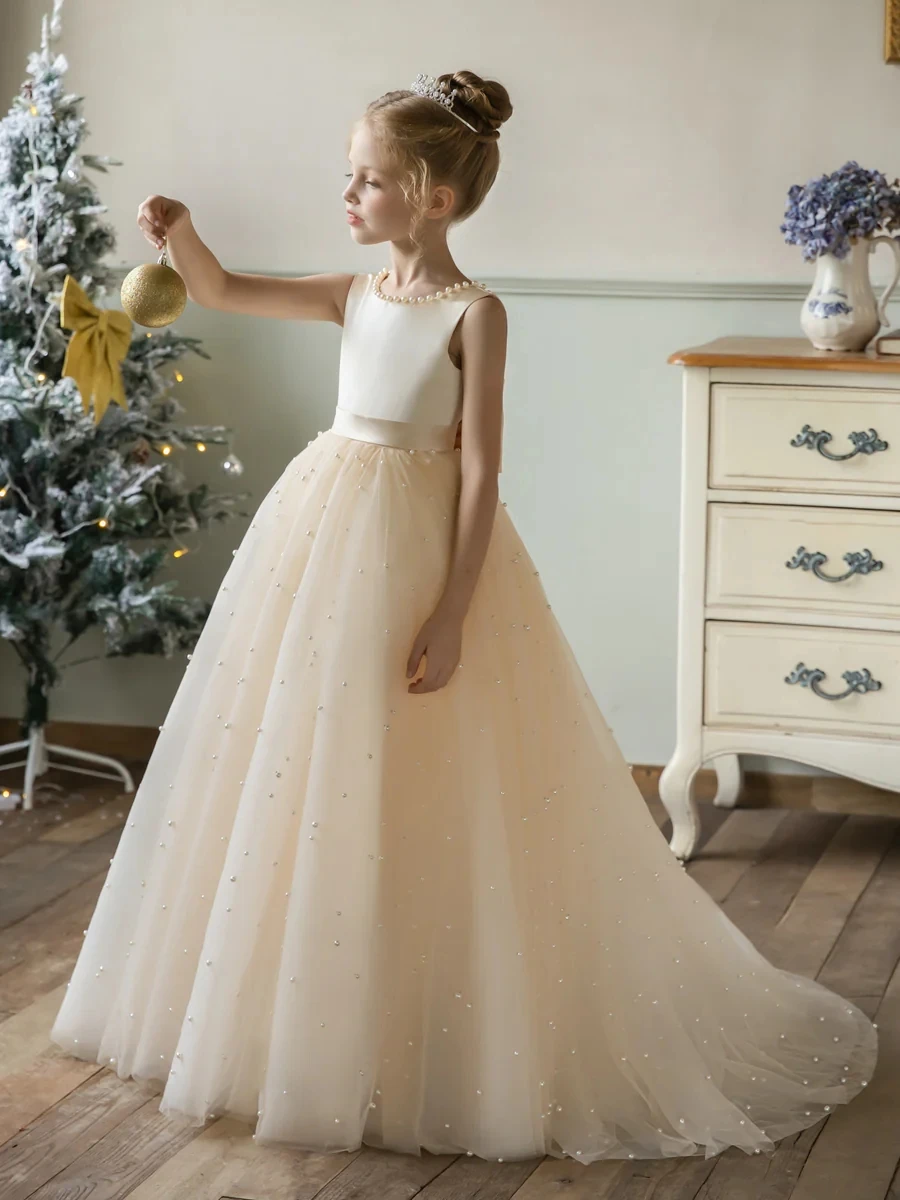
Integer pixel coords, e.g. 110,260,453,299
410,72,480,133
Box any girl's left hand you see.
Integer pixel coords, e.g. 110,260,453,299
406,611,463,693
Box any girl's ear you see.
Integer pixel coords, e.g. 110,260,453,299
428,183,456,219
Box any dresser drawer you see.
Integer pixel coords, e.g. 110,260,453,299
705,621,900,739
709,384,900,495
706,503,900,621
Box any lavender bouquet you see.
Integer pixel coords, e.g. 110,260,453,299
780,160,900,261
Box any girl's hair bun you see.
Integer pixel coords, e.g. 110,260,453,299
359,70,511,243
439,70,513,139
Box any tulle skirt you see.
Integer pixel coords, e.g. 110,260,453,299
49,427,878,1164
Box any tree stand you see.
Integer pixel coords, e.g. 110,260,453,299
0,724,135,811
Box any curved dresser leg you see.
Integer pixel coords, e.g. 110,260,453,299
712,753,743,809
658,751,703,862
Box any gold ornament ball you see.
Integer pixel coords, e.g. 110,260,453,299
120,262,187,328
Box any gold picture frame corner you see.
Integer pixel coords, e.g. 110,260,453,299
886,0,900,62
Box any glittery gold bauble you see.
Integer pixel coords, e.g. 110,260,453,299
120,259,187,328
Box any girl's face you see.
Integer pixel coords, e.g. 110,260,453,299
343,126,412,245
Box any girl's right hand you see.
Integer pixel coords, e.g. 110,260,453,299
137,195,190,250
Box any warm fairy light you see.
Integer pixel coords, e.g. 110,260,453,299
174,372,184,382
173,548,189,558
30,105,37,115
15,238,30,252
1,790,9,798
36,373,46,382
145,332,152,338
196,443,206,452
0,487,7,498
97,518,108,528
160,444,172,455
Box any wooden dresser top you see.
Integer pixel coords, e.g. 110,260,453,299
668,336,900,374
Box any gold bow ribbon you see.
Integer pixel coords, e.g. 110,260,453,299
59,275,133,424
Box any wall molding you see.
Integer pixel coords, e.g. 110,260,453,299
108,263,813,303
456,278,812,302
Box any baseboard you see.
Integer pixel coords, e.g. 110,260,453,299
0,717,158,764
1,717,896,817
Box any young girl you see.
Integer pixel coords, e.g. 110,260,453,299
50,69,877,1165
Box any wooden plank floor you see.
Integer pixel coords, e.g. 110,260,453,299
1,767,898,1200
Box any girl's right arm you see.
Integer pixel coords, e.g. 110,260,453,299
136,195,353,325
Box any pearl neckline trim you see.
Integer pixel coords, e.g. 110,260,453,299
371,267,493,303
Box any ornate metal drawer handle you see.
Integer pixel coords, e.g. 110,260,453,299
790,424,888,460
785,662,882,700
785,546,884,582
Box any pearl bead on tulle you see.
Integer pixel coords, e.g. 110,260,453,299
371,266,492,303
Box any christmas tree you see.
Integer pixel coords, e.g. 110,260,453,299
0,0,251,802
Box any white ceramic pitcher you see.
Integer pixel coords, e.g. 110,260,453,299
801,234,900,351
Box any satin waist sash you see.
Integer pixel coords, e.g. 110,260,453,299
329,407,458,451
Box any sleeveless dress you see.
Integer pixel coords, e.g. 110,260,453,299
49,271,877,1165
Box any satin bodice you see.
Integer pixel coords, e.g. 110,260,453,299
331,272,494,454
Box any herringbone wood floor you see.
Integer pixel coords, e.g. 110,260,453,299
1,765,898,1200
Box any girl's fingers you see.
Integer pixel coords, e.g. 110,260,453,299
408,674,446,694
138,214,166,248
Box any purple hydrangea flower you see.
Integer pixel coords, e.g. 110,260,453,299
781,160,900,261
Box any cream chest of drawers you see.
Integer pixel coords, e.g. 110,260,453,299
659,336,900,861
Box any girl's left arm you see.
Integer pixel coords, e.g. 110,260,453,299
406,294,507,693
